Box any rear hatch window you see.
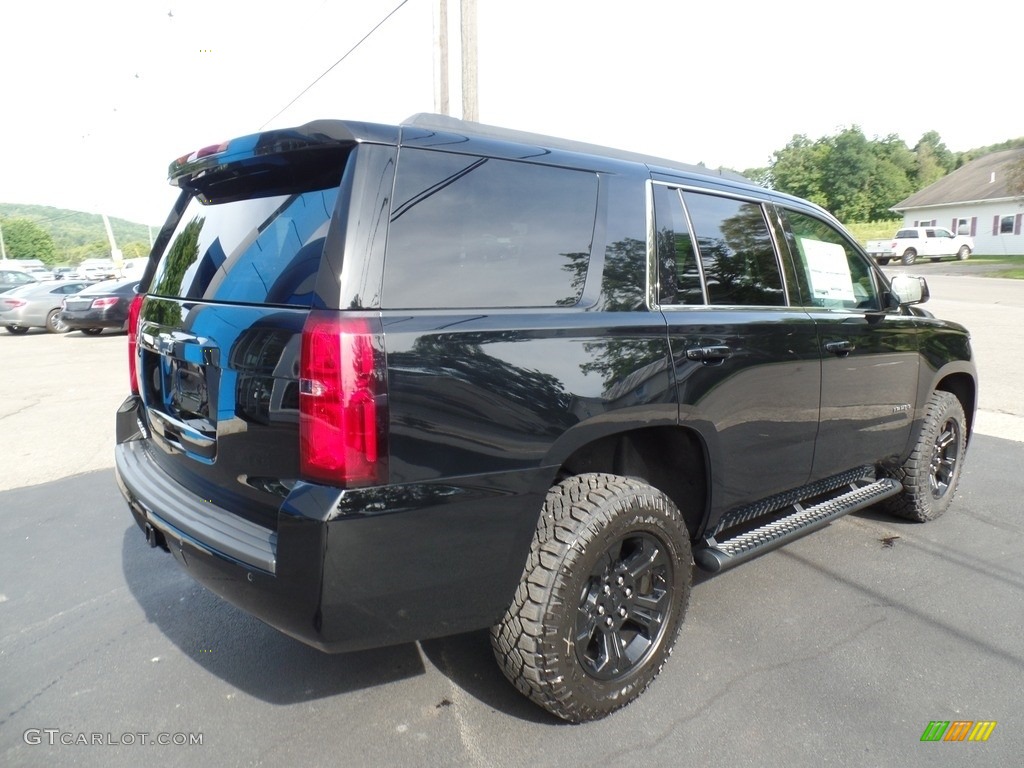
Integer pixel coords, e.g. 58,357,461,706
149,189,338,308
138,146,352,528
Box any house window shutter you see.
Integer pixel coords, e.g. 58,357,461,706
993,216,1000,236
913,219,919,226
951,218,957,231
1016,214,1022,236
971,217,977,237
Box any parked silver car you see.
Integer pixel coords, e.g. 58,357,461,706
1,280,94,334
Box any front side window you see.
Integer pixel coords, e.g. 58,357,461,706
782,209,880,311
383,149,598,309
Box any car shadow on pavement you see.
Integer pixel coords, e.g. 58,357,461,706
121,524,559,720
418,631,568,725
120,525,426,705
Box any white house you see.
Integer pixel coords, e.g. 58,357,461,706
892,148,1024,256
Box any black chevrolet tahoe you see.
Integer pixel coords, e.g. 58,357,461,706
115,114,976,722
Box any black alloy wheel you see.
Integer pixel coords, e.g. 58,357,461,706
929,412,962,500
575,531,674,680
883,391,967,522
491,473,691,722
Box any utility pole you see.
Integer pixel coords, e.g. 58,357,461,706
102,214,123,267
460,0,478,122
434,0,450,115
434,0,478,121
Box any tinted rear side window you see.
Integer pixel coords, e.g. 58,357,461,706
149,188,338,307
681,191,784,306
382,149,598,309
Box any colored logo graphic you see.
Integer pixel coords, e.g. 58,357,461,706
920,721,997,742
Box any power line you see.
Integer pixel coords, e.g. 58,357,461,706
259,0,412,131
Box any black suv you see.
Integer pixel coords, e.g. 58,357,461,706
115,115,976,722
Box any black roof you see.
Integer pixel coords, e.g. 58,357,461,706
403,113,752,184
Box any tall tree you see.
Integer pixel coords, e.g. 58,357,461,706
0,217,57,263
915,131,956,172
769,135,830,208
820,127,876,222
914,131,956,188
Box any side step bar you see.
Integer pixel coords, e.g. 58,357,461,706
694,473,902,573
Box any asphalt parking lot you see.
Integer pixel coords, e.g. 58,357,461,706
1,274,1022,767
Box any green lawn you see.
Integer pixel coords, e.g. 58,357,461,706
990,267,1024,279
844,220,902,242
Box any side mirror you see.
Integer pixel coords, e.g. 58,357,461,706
888,274,930,307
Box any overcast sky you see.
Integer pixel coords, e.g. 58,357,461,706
1,0,1018,226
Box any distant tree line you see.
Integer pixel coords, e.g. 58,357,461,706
744,128,1024,224
0,203,153,265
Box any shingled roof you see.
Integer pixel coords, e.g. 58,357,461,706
893,148,1024,211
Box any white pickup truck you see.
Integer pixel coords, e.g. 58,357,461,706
865,226,973,265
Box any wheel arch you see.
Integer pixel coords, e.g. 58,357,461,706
936,370,977,445
549,424,709,540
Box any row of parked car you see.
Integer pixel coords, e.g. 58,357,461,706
0,268,140,335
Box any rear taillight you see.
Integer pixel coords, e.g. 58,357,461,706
127,294,144,395
4,299,26,308
299,311,388,487
92,297,119,309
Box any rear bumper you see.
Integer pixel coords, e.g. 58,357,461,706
61,309,126,330
115,428,327,649
115,396,543,653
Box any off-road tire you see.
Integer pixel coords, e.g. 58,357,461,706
901,248,917,265
883,391,966,522
957,245,971,261
491,473,691,722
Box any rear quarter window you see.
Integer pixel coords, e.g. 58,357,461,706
382,149,598,309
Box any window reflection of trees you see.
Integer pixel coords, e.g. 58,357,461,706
145,216,205,327
693,202,784,307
